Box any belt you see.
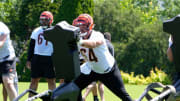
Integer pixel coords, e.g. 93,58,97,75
104,62,116,73
104,67,112,73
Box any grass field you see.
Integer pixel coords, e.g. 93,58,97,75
0,82,152,101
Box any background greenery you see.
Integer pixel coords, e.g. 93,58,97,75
0,0,179,83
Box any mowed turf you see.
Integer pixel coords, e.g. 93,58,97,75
0,82,149,101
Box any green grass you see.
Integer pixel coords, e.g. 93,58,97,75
0,82,152,101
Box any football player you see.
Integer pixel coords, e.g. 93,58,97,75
82,32,114,101
0,21,18,101
3,72,18,101
26,11,56,97
73,14,133,101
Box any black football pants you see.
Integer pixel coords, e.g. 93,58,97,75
74,63,133,101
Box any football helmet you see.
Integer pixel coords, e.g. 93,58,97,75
76,14,94,37
72,18,78,26
40,11,53,29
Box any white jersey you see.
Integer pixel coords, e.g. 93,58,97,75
79,53,92,75
31,27,53,56
0,22,15,62
78,30,115,74
80,62,92,75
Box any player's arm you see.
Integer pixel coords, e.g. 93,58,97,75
167,35,173,62
0,34,7,48
107,42,114,56
167,47,173,62
79,39,103,48
27,39,35,61
26,39,35,69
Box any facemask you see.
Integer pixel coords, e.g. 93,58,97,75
41,26,48,30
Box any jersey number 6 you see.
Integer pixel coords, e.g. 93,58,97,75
38,33,48,46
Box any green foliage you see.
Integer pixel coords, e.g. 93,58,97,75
121,67,171,85
116,22,169,76
18,0,61,39
160,0,180,19
54,0,94,24
0,0,14,23
1,0,178,82
17,49,31,81
94,0,173,77
94,0,135,42
16,40,31,81
94,0,160,42
0,0,20,38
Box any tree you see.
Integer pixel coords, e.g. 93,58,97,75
0,0,20,37
54,0,94,24
18,0,61,38
94,0,170,76
116,22,169,76
159,0,180,19
94,0,142,42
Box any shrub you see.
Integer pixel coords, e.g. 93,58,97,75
121,67,171,85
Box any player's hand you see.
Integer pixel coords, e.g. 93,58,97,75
80,59,86,65
26,61,31,70
74,29,80,42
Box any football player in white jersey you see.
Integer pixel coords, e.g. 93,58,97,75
82,32,114,101
73,14,133,101
26,11,56,97
0,21,18,101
